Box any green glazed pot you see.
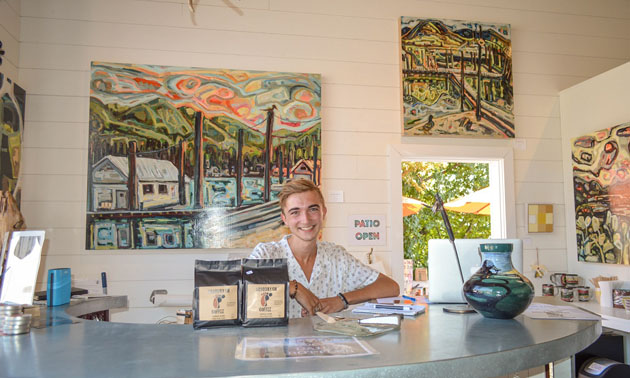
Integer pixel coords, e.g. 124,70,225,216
462,242,534,319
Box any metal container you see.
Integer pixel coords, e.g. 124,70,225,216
3,313,32,324
1,326,31,335
1,313,31,336
0,303,23,313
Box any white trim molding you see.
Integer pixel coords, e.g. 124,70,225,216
388,142,516,285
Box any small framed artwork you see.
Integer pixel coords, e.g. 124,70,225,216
528,204,553,233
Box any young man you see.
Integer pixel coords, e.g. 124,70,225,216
250,179,399,318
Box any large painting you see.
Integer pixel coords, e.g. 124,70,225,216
88,62,321,249
400,17,514,138
0,73,25,205
572,122,630,264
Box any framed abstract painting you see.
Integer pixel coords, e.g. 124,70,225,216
0,74,25,205
572,122,630,264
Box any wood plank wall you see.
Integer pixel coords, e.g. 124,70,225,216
2,0,629,325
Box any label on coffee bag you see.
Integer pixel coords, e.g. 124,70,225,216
245,284,285,319
198,285,238,321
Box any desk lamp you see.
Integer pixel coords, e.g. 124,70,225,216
430,193,476,314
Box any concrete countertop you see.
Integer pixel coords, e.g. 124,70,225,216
1,297,600,378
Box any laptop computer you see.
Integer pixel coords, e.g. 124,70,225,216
427,239,523,303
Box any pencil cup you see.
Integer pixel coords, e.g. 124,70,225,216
577,286,592,302
542,284,556,296
560,287,574,302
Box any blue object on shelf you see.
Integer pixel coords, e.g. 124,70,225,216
47,268,71,307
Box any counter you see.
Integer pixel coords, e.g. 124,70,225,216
540,296,630,363
1,298,601,378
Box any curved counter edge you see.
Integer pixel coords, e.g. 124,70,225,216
2,298,602,378
243,318,601,378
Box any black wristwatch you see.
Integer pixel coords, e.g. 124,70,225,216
337,293,349,309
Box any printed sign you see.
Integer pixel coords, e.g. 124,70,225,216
348,215,386,246
245,283,285,319
198,285,238,321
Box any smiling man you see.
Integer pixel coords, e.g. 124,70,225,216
250,179,399,318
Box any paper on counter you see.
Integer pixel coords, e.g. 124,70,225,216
234,336,376,360
352,303,425,316
524,303,601,321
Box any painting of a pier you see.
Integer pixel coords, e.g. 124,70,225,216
87,62,321,249
401,17,514,138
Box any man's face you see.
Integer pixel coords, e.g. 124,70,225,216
281,190,327,243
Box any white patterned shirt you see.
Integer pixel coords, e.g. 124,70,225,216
250,235,380,318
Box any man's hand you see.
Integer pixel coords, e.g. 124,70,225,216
318,296,346,314
293,282,322,316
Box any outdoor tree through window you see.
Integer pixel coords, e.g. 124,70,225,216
402,161,491,268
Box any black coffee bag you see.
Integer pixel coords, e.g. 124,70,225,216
193,259,241,329
241,258,289,327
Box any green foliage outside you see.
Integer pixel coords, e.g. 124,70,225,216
402,161,491,268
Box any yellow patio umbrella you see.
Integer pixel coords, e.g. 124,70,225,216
402,196,431,217
443,187,491,215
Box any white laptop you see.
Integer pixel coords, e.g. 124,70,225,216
427,239,523,303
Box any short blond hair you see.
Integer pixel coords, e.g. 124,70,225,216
278,179,325,212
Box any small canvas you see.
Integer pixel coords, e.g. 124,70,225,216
527,204,553,233
0,230,45,305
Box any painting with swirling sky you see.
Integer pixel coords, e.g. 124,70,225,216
87,62,321,250
572,122,630,264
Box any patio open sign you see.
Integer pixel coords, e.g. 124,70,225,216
348,215,386,246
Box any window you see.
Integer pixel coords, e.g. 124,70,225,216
146,231,157,246
117,226,130,248
96,190,113,210
388,143,515,284
158,184,168,194
163,232,175,247
143,184,154,195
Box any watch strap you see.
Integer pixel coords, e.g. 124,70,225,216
337,293,349,309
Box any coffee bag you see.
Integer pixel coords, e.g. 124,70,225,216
193,259,241,329
241,258,289,327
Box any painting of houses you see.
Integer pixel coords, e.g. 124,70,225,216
91,155,190,211
87,62,321,249
572,121,630,264
400,17,514,138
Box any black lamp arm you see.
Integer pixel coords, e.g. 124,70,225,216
432,193,465,284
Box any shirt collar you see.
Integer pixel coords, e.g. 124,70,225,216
282,235,322,285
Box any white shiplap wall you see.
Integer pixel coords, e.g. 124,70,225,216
0,0,20,82
8,0,630,323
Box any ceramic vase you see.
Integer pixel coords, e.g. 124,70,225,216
463,243,534,319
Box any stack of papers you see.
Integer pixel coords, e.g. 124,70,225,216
523,303,601,320
352,303,425,316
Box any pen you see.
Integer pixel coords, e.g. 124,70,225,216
371,304,413,311
402,295,417,302
101,272,108,295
